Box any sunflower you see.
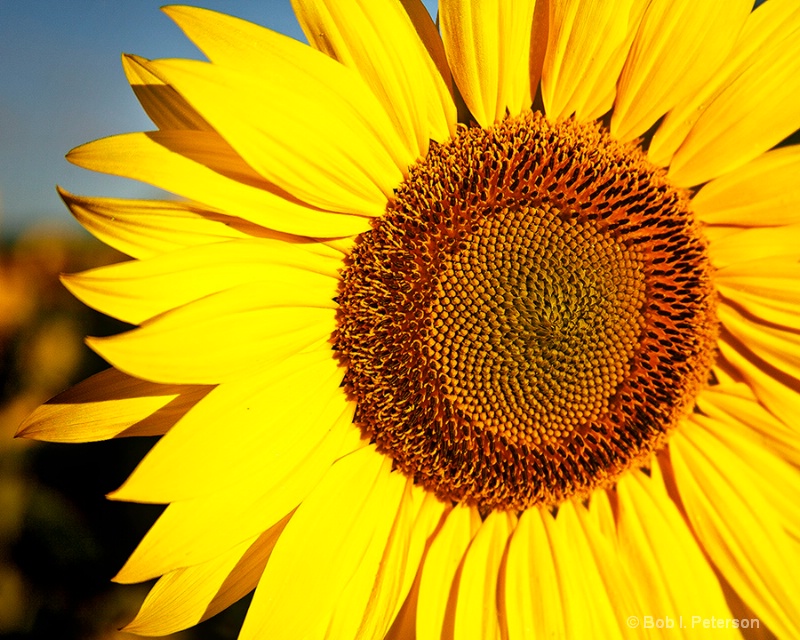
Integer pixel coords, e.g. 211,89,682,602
19,0,800,638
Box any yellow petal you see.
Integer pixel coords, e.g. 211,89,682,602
321,477,422,640
695,383,800,468
440,0,538,127
611,0,750,142
151,58,406,216
615,464,736,632
87,284,336,385
122,53,212,131
715,255,800,330
158,6,412,182
124,521,286,635
666,9,800,186
708,226,800,269
416,503,481,640
542,0,647,123
505,507,566,638
573,496,649,640
58,187,287,260
111,350,348,503
454,511,514,640
62,238,341,325
16,368,210,443
292,0,456,157
114,407,362,583
686,411,800,541
692,146,800,227
238,447,404,640
671,426,800,639
717,335,800,430
719,303,800,379
68,131,372,238
650,0,800,168
507,502,630,639
356,485,445,640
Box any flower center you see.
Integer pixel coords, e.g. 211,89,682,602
335,111,717,511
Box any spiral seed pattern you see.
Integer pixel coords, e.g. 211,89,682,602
335,111,717,510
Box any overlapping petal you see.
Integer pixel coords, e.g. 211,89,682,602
416,504,481,640
155,6,412,203
611,0,750,142
122,53,212,132
650,0,800,167
238,446,405,640
16,368,210,442
114,405,364,582
293,0,456,157
615,464,736,633
656,0,800,184
58,187,285,260
672,423,800,639
692,146,800,227
110,350,350,503
440,0,539,127
68,130,372,238
124,520,287,635
87,283,336,385
62,238,341,325
541,0,646,122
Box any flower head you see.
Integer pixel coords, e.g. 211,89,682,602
19,1,800,638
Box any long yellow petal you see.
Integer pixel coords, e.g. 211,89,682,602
62,238,341,325
573,495,650,640
708,226,800,269
157,6,411,182
719,303,800,379
542,0,646,123
665,9,800,185
416,503,481,640
611,0,750,142
440,0,538,127
114,409,362,583
695,383,800,468
124,522,285,635
715,256,800,330
650,0,800,168
151,58,406,216
686,412,800,541
454,511,514,640
506,502,630,639
16,368,210,443
293,0,456,157
58,187,288,260
717,335,800,431
671,426,800,639
615,464,736,634
87,283,336,385
238,447,404,640
505,507,566,638
692,146,800,227
122,53,212,131
68,131,372,238
356,485,445,640
110,351,348,503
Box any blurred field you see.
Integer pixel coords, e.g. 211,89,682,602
0,226,248,639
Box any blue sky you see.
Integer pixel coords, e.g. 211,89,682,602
0,1,435,235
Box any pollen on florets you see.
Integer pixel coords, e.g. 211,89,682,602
334,111,717,511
